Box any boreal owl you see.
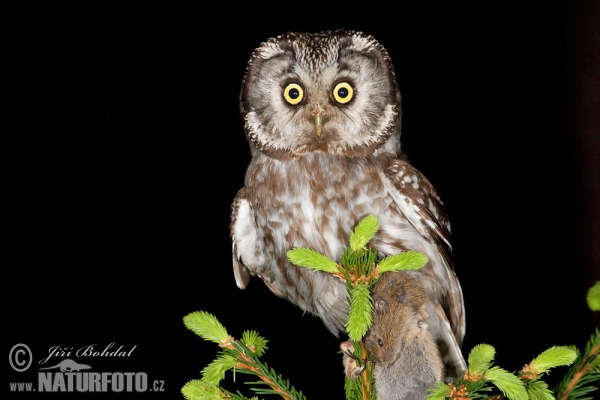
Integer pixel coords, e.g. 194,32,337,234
230,29,467,378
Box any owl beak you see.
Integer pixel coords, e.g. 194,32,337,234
312,105,325,136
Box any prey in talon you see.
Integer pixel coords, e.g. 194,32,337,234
340,340,367,381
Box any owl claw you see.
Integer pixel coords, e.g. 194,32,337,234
341,341,369,380
342,346,357,359
353,362,366,378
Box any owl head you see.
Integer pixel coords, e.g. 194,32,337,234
240,30,402,159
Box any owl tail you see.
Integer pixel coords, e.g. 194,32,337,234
434,302,467,381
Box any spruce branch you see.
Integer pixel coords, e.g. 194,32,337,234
287,248,339,274
288,214,428,400
435,343,578,400
521,346,577,379
182,379,253,400
241,330,269,357
182,311,306,400
349,213,379,251
202,353,238,385
587,281,600,312
513,346,578,400
181,379,231,400
554,328,600,400
426,382,453,400
441,380,492,400
378,250,429,273
183,221,599,400
230,339,305,400
482,366,528,400
467,343,496,377
460,343,528,400
346,283,374,342
343,339,375,400
338,247,380,287
287,215,428,343
524,379,554,400
184,311,230,345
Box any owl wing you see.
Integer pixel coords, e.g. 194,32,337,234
382,157,453,263
231,187,290,299
230,188,253,289
382,156,467,374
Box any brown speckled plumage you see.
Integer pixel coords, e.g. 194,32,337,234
230,29,467,380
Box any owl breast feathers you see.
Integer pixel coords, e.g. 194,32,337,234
230,29,467,379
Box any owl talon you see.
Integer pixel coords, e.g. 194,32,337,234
341,345,358,360
340,340,368,380
342,348,357,359
354,361,366,375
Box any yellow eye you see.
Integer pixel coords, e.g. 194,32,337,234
283,83,304,105
332,82,354,104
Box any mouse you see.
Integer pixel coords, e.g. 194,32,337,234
364,271,444,400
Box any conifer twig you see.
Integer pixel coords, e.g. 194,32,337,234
181,227,599,400
289,214,428,400
181,311,306,400
555,328,600,400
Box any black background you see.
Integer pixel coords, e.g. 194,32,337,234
6,3,599,399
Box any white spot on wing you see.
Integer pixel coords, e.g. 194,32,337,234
233,199,264,269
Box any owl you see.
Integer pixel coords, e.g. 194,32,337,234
230,29,467,379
